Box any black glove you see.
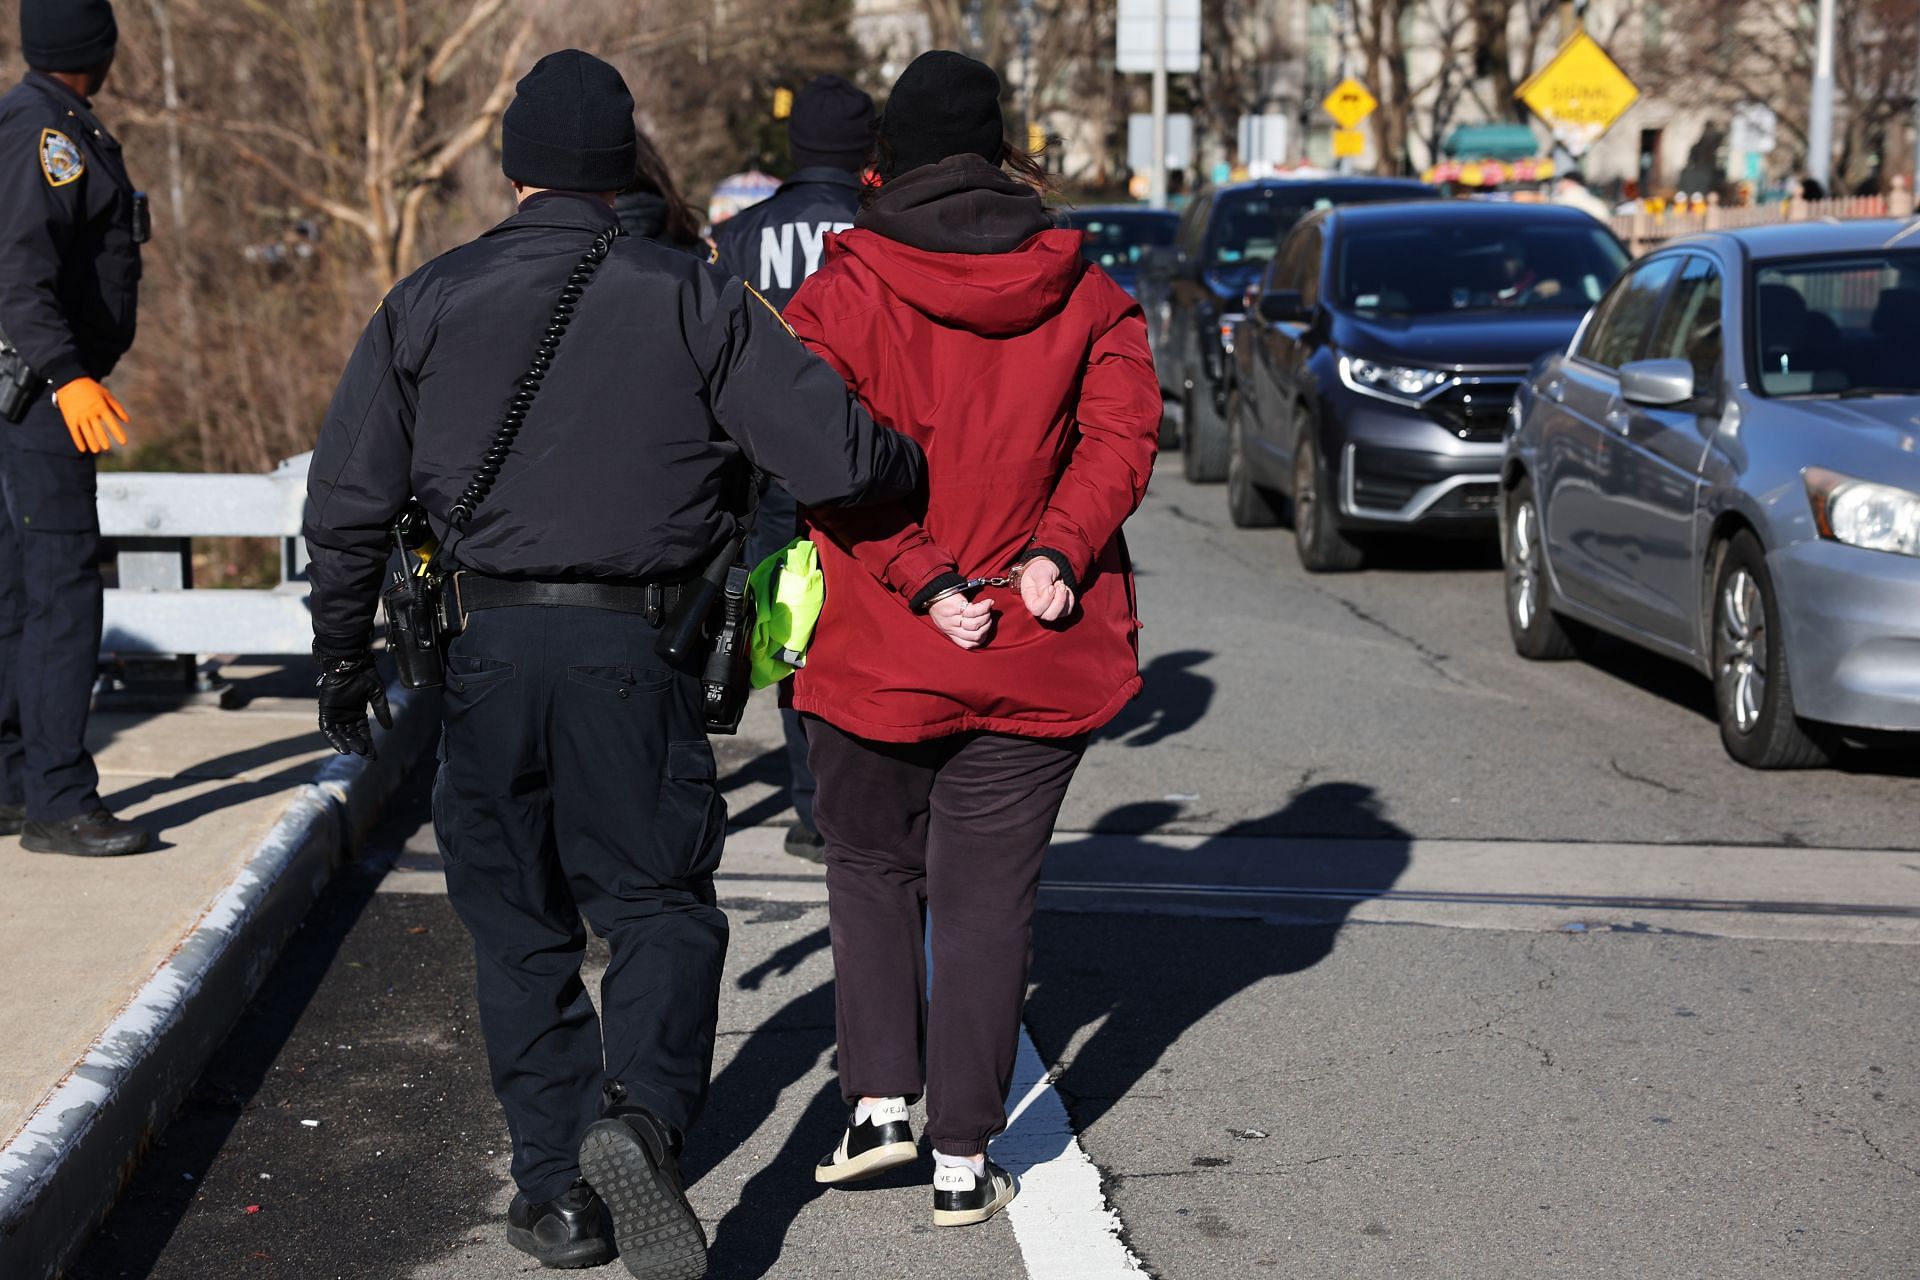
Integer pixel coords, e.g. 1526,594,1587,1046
316,649,393,757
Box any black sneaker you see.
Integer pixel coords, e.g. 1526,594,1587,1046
506,1178,615,1269
578,1106,708,1280
815,1098,919,1185
0,803,22,837
931,1158,1017,1228
21,809,150,857
783,822,826,863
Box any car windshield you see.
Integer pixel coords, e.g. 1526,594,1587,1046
1207,186,1422,268
1069,212,1175,271
1335,222,1629,315
1751,251,1920,397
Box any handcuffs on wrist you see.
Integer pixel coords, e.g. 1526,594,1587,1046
921,564,1028,610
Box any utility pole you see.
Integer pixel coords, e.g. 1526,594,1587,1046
1020,0,1036,152
1807,0,1836,190
1151,0,1169,208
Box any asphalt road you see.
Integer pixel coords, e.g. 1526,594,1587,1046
71,459,1919,1278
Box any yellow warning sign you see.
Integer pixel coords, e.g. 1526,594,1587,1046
1322,78,1378,130
1331,128,1367,158
1516,32,1639,153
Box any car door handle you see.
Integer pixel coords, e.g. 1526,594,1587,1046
1546,377,1566,403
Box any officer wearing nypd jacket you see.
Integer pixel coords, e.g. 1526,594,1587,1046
713,74,873,864
0,0,149,858
305,52,922,1276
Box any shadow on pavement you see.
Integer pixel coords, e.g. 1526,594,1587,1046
1095,649,1215,748
1021,782,1411,1148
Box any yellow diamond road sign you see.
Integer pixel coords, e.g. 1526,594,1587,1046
1322,78,1377,130
1517,31,1639,153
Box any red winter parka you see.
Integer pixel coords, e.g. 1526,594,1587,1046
783,156,1162,743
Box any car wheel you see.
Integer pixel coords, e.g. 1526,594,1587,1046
1226,395,1284,528
1503,475,1576,660
1292,425,1364,573
1158,389,1182,449
1711,531,1833,769
1181,382,1230,483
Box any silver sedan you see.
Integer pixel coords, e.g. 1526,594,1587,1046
1501,218,1920,768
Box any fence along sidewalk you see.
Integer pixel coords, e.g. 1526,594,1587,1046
1611,176,1917,255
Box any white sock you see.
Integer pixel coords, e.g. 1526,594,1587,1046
854,1095,907,1127
933,1149,985,1176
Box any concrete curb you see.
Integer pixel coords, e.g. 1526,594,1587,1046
0,683,439,1280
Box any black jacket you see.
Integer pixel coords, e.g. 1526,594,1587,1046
304,193,924,654
0,72,140,389
712,166,863,309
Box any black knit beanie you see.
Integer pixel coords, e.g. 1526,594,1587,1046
877,51,1005,180
501,50,637,193
21,0,118,72
789,75,874,172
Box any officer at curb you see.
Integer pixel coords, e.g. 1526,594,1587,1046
303,51,924,1278
0,0,150,858
714,74,873,864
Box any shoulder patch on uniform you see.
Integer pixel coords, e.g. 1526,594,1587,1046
39,128,83,187
743,282,797,337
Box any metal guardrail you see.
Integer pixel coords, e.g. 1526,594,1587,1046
97,451,313,658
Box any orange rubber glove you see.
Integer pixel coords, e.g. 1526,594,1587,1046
54,378,129,455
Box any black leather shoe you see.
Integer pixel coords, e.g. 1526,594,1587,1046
783,822,825,863
506,1178,615,1269
0,803,23,837
21,809,150,857
816,1098,918,1185
579,1104,708,1280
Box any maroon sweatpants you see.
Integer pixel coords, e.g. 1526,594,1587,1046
805,716,1086,1157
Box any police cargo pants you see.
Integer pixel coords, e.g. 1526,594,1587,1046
0,401,106,821
432,604,729,1202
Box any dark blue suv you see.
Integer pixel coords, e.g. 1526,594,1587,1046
1225,200,1628,571
1144,176,1434,483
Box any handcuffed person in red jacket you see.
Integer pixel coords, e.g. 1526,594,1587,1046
782,51,1161,1227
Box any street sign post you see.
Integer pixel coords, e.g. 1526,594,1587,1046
1516,31,1640,157
1116,0,1200,72
1322,78,1378,130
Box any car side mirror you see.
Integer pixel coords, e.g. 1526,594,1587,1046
1618,358,1696,408
1259,289,1307,324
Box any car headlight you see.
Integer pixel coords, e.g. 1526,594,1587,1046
1805,467,1920,558
1338,355,1451,404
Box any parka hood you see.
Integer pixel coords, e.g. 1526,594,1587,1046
839,155,1086,336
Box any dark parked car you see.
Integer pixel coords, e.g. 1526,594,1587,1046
1145,175,1435,483
1062,206,1178,298
1503,219,1920,768
1225,200,1628,571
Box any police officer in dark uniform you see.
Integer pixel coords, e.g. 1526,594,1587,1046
304,52,923,1278
0,0,149,858
713,74,873,863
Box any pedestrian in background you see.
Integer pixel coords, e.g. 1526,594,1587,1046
712,73,876,863
614,124,707,256
303,49,924,1277
0,0,151,857
783,50,1160,1227
1551,169,1613,223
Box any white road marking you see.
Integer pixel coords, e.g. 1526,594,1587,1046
996,1029,1146,1278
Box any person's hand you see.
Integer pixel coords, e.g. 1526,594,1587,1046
1018,558,1076,622
316,652,393,757
927,592,996,650
54,378,129,455
1534,278,1562,300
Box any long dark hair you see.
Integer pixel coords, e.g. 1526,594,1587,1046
625,124,704,245
863,136,1054,209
